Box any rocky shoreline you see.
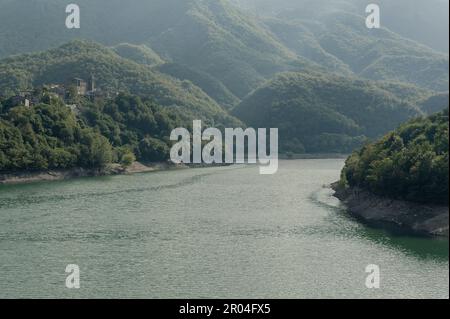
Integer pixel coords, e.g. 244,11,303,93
332,182,449,237
0,161,233,186
0,162,183,185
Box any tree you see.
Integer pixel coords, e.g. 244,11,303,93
121,151,136,167
79,130,113,168
341,109,449,205
138,137,170,162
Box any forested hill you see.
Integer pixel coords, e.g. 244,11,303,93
340,109,449,205
0,0,448,96
0,40,241,128
0,39,246,173
0,92,202,172
232,72,425,153
112,43,164,67
0,99,114,171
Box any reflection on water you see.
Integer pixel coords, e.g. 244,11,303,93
360,228,449,262
311,186,449,262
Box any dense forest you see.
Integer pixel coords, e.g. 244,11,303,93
0,91,188,172
0,98,113,171
340,109,449,205
80,93,182,162
232,72,427,153
0,40,242,129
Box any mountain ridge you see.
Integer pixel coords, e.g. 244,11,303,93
232,72,428,153
0,0,447,96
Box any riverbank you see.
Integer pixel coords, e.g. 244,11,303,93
0,161,183,185
332,182,449,237
279,153,349,159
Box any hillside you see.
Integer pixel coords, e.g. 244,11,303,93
0,89,221,172
333,109,449,236
232,0,449,91
0,99,113,171
0,0,447,98
232,0,449,53
232,72,424,153
419,93,450,115
112,43,164,67
0,40,241,127
0,0,305,100
263,11,448,91
340,109,449,205
156,63,240,109
0,39,246,172
146,0,307,98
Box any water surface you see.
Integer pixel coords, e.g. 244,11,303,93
0,160,448,298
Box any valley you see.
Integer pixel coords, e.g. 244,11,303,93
1,0,449,170
0,0,448,300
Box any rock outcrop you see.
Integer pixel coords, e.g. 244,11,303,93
332,183,449,237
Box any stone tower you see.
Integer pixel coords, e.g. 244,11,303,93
88,74,95,92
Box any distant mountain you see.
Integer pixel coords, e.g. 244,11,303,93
0,0,306,100
361,0,449,54
419,92,450,115
260,9,448,91
0,0,190,56
156,63,240,110
232,0,449,53
146,0,307,98
0,0,447,99
232,72,425,153
0,40,242,127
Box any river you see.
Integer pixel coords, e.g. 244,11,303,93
0,159,448,298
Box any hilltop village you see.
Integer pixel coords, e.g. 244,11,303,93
0,75,115,112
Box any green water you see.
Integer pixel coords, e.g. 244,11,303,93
0,160,448,298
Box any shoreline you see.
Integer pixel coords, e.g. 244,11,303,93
0,156,346,186
0,162,184,186
332,182,449,238
279,153,349,159
0,161,235,186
